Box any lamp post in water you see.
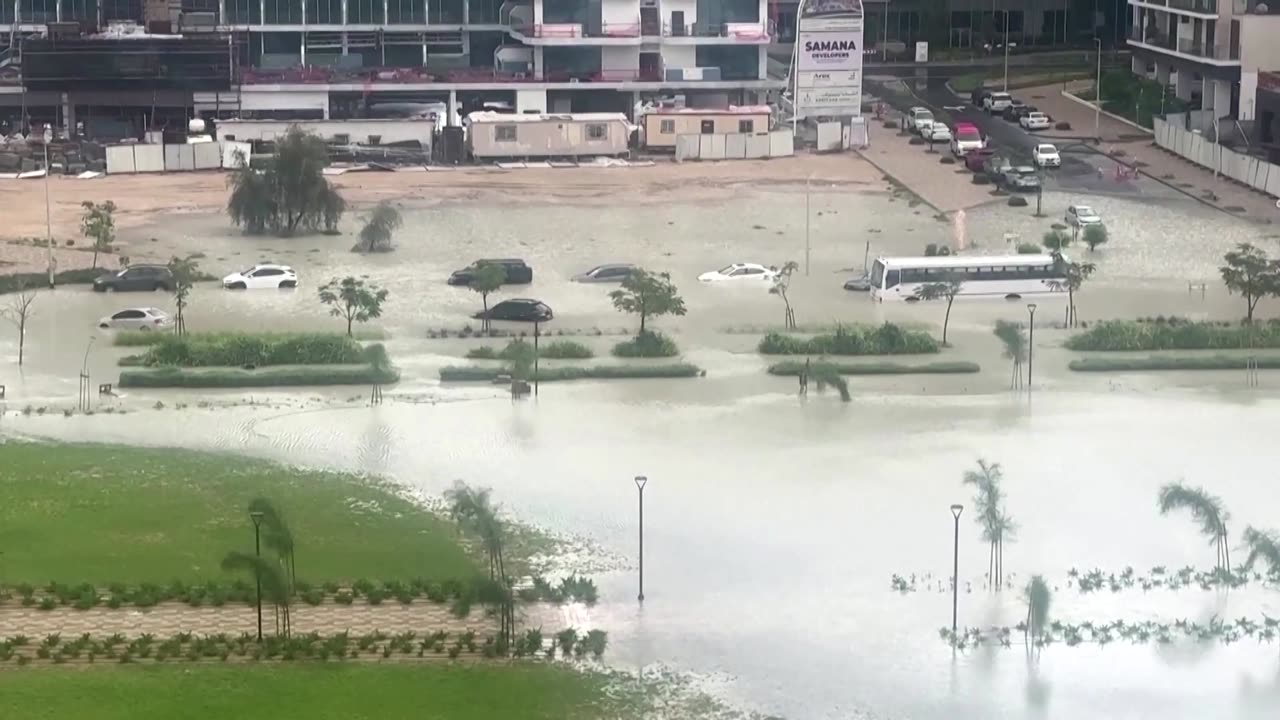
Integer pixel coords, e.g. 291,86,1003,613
635,475,647,602
249,510,265,641
43,124,54,288
1026,304,1038,390
950,503,964,636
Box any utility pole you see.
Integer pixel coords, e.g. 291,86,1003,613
43,124,54,288
805,174,812,276
1094,38,1103,142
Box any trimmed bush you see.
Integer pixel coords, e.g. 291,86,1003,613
1069,355,1280,372
972,174,991,185
439,363,701,383
466,339,593,361
118,355,398,388
940,156,956,164
1007,196,1028,207
768,360,979,375
133,332,365,367
1016,242,1042,254
758,324,939,356
612,330,678,358
465,346,499,360
908,136,926,145
0,268,101,294
1054,121,1072,131
1064,320,1280,352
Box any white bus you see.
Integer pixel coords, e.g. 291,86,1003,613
868,254,1068,302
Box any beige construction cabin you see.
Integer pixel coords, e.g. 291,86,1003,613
642,106,772,150
465,112,633,160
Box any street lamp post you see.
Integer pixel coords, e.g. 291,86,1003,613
805,174,812,276
249,510,265,641
950,504,964,636
635,476,647,602
1094,38,1103,142
1026,304,1037,390
43,124,54,289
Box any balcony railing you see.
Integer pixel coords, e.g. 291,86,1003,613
1166,0,1218,12
1177,39,1239,60
663,21,770,40
513,22,642,38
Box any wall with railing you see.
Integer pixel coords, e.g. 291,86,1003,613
1154,113,1280,198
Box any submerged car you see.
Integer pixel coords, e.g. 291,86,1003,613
571,264,636,283
222,263,298,289
1002,166,1042,191
473,298,553,322
1021,112,1052,131
1033,144,1061,168
965,147,997,172
97,307,169,330
698,263,779,283
908,107,935,135
448,258,533,286
92,264,174,292
843,273,872,292
1065,205,1103,226
923,124,952,143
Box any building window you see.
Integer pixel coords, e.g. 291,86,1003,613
738,119,754,133
586,123,608,140
700,119,715,134
659,119,675,134
495,124,517,142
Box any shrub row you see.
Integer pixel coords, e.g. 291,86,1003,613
1065,320,1280,352
0,268,101,294
1068,355,1280,372
132,332,366,367
612,330,679,358
767,360,980,376
117,353,398,388
439,363,701,383
466,340,594,360
759,323,940,356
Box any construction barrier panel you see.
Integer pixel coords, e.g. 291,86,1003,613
133,144,165,173
193,142,221,170
673,129,795,161
104,145,136,174
1154,116,1280,199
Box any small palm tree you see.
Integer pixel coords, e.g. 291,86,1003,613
963,460,1016,589
443,481,517,650
808,362,851,402
1023,574,1051,648
1157,482,1231,572
770,261,800,329
248,498,296,586
222,551,292,637
1047,254,1096,328
1241,527,1280,575
993,320,1027,389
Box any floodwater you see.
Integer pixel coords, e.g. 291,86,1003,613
3,178,1280,720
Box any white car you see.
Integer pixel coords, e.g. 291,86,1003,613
1032,144,1061,168
698,263,779,283
1020,112,1052,131
1065,205,1103,227
984,92,1013,114
923,124,952,143
98,307,169,331
908,107,935,135
222,263,299,290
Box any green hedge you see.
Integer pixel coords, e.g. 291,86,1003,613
130,333,366,367
759,323,939,355
612,331,679,358
466,340,593,360
440,363,701,382
0,268,101,294
119,363,399,388
768,360,980,376
1064,320,1280,352
1069,355,1280,372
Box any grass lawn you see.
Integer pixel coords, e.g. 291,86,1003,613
2,664,638,720
0,443,474,584
117,363,399,388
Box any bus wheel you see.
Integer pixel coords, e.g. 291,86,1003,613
1004,294,1022,300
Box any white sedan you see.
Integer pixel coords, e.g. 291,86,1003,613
98,307,169,331
1020,112,1052,131
1032,144,1061,168
222,263,299,290
1065,204,1103,226
698,263,779,283
923,124,952,143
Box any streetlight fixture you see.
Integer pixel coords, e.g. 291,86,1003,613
1026,304,1038,390
1094,38,1103,143
635,475,647,602
249,510,265,641
950,504,964,636
42,124,54,289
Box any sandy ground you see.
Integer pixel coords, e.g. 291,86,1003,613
0,154,882,273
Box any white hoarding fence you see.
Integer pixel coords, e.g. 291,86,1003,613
1153,116,1280,199
793,1,864,120
675,130,796,161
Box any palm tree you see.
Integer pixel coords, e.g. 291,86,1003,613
1023,574,1051,648
993,320,1027,389
248,498,296,586
443,481,517,650
1047,254,1096,328
222,551,292,637
963,459,1016,589
770,261,800,329
809,362,851,402
1157,483,1231,572
1241,527,1280,575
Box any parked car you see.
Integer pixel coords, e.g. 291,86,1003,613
1020,111,1052,131
971,87,993,108
1032,144,1061,168
222,263,298,290
1065,204,1103,227
698,263,779,283
843,273,872,292
982,152,1014,181
1001,166,1042,192
571,264,636,283
97,307,169,330
1001,100,1029,121
923,124,952,143
92,264,174,292
965,147,997,172
473,298,553,322
448,258,534,286
908,107,935,135
984,92,1013,114
950,122,985,156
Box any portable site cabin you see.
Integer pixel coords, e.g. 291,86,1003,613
465,112,634,160
642,106,773,150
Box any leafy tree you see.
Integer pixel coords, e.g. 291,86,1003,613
809,363,851,402
1082,223,1108,252
2,282,37,365
318,276,388,336
1220,243,1280,324
469,262,507,334
1157,483,1231,572
221,551,292,638
226,128,346,236
1042,229,1071,252
1242,527,1280,575
79,200,116,269
993,319,1026,389
167,254,201,335
354,201,403,253
1048,254,1095,328
770,261,799,330
963,459,1016,590
916,276,964,344
1023,575,1051,647
609,269,686,334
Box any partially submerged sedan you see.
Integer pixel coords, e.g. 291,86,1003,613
698,263,779,283
98,307,169,331
571,264,636,283
473,298,554,322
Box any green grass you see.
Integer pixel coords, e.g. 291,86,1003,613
767,360,980,376
612,331,679,358
0,443,474,583
0,267,101,294
440,363,702,382
117,363,399,388
124,332,367,367
1065,320,1280,352
759,324,939,356
1,664,637,720
1068,355,1280,372
466,340,594,361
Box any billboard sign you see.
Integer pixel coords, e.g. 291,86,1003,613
793,0,863,119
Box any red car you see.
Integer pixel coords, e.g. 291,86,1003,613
965,147,996,173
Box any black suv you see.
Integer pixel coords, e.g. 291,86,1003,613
473,298,553,322
92,264,175,292
448,259,533,286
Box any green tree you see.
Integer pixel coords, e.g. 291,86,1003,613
1242,527,1280,575
1082,224,1109,252
469,262,507,334
770,261,800,330
318,276,388,336
1157,482,1231,573
248,498,296,587
79,200,116,269
963,459,1016,590
609,269,686,334
221,551,292,638
444,482,515,650
1220,243,1280,324
916,276,964,344
1048,255,1096,328
809,363,851,402
993,319,1026,389
1042,229,1071,252
354,201,403,253
227,128,346,236
2,282,37,366
167,254,201,335
1023,575,1051,647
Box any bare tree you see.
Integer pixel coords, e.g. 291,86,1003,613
3,284,38,366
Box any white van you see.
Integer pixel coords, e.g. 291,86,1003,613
984,92,1013,114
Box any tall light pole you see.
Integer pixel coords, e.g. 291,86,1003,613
635,475,647,602
43,124,54,288
1026,303,1037,390
950,504,964,636
1002,9,1011,91
1094,38,1103,142
250,510,265,641
804,174,812,276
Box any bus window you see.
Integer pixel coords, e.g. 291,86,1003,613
886,269,901,288
870,260,886,288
